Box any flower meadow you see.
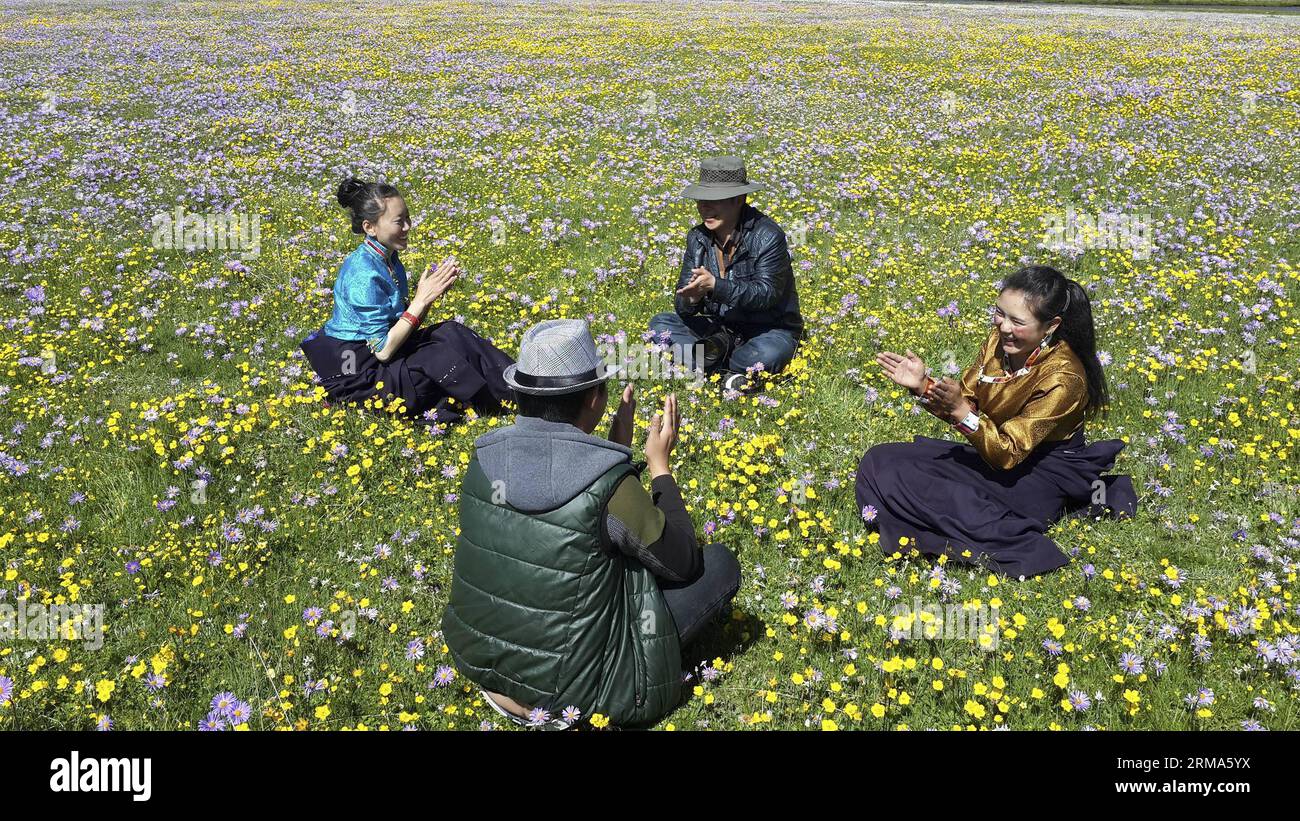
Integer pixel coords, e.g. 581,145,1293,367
2,0,1299,732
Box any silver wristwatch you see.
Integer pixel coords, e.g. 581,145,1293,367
956,411,980,433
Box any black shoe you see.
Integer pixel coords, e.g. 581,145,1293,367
721,371,751,394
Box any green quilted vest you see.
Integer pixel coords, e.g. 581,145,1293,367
441,457,682,727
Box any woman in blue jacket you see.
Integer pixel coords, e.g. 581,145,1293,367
301,178,515,424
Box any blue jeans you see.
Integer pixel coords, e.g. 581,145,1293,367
648,311,799,375
658,544,741,649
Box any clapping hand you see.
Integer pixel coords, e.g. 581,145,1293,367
927,378,973,423
875,349,928,393
644,393,679,477
608,383,635,447
676,267,715,301
414,257,460,309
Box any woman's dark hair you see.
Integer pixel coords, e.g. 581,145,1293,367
513,383,604,425
1001,264,1109,418
336,177,400,235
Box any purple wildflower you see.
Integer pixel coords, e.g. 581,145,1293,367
1118,652,1144,676
210,692,237,716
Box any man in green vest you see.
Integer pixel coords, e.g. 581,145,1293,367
441,318,742,729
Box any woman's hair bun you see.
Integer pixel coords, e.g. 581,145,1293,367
337,177,368,209
336,176,401,235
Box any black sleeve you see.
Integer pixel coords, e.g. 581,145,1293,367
673,233,705,317
603,473,701,583
648,475,702,582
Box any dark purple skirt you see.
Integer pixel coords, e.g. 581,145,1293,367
854,430,1137,578
299,321,515,423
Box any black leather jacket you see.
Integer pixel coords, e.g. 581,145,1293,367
674,205,804,336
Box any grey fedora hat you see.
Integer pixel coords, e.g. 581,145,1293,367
681,155,765,200
503,318,617,396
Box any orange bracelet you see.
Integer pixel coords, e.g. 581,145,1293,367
914,377,937,404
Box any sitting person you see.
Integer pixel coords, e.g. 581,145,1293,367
441,319,741,729
299,177,515,424
856,264,1137,578
649,155,804,393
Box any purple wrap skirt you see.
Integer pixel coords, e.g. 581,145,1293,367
855,429,1137,578
300,320,514,424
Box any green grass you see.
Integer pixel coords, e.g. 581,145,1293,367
0,0,1298,731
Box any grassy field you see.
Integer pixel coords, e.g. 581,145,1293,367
1,0,1299,731
986,1,1297,7
994,1,1297,7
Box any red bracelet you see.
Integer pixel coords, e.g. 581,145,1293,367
401,310,421,328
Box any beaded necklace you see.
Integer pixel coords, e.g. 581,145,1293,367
978,334,1052,384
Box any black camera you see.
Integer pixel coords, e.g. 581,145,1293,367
700,328,737,371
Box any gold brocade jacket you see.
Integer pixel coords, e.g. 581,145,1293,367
957,327,1090,470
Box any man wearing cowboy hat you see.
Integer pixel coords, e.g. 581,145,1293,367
441,319,741,728
649,155,804,392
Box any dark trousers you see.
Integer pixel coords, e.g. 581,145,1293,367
854,432,1136,578
649,311,799,375
658,544,741,649
300,321,514,422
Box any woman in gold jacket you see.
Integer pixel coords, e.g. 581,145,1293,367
857,264,1137,578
